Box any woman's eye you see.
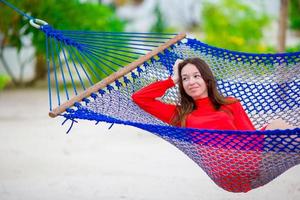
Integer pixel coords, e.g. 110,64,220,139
182,77,187,81
194,75,201,78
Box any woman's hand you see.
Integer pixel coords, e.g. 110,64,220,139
172,59,183,84
265,118,295,130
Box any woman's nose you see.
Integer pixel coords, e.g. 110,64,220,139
188,77,196,85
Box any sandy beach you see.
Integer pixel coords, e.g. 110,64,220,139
0,89,299,200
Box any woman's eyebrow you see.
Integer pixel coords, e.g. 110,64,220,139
181,72,201,76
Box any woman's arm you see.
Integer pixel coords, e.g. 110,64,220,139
132,77,177,124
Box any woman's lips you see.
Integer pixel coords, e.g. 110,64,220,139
189,87,200,90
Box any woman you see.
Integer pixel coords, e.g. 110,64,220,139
131,57,293,192
132,57,293,130
133,57,268,130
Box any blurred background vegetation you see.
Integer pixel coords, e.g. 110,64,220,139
201,0,270,52
0,0,300,90
0,0,125,88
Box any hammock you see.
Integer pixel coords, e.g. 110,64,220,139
43,26,299,193
1,0,299,193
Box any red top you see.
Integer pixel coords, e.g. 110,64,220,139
132,77,256,131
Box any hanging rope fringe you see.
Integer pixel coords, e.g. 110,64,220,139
61,116,78,134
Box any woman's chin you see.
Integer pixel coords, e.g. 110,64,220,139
190,93,208,100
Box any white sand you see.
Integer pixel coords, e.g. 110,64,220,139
0,89,299,200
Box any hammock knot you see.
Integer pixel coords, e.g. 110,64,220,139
131,72,138,80
82,98,90,104
98,89,106,95
90,93,98,99
106,85,114,92
40,24,52,33
74,102,82,108
157,52,164,58
123,76,131,85
136,67,143,76
41,25,85,51
143,61,150,68
115,80,123,89
66,108,75,113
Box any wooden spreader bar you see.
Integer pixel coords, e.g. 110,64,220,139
49,33,186,118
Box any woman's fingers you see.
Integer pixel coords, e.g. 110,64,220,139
172,59,183,84
173,59,183,70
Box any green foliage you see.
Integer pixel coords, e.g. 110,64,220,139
0,0,125,54
150,4,178,36
151,4,166,33
0,0,125,85
0,74,10,90
289,0,300,30
286,43,300,52
201,0,270,53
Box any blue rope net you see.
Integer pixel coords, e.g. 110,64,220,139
42,26,300,193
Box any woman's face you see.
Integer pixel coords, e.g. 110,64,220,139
181,63,208,100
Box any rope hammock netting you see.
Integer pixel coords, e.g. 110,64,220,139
1,0,299,193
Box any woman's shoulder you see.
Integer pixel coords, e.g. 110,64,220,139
221,97,245,111
222,97,248,114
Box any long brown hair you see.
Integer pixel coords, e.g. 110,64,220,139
171,57,238,127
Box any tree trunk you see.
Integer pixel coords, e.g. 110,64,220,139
25,53,47,86
278,0,289,52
